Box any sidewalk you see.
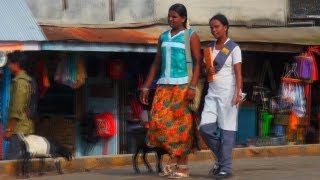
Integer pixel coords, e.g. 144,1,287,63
1,144,320,177
2,156,320,180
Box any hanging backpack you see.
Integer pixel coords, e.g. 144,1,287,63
95,112,116,138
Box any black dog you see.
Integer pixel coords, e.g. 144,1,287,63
19,135,72,178
127,121,168,174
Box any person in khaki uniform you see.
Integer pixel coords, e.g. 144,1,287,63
4,51,34,160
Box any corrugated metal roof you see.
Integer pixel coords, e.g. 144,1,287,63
0,0,46,41
41,25,320,46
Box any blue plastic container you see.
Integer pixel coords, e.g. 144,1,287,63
236,106,257,145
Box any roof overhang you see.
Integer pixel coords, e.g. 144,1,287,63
41,25,320,53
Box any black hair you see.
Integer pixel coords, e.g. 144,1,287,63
209,13,229,35
169,3,188,28
7,51,28,69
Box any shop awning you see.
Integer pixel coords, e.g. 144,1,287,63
41,25,320,53
0,43,41,51
0,0,46,42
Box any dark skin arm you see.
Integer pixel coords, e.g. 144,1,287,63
186,32,202,100
140,38,162,105
232,63,243,106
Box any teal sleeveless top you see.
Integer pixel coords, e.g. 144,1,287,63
157,29,194,85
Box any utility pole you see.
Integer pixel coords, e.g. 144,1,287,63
109,0,115,21
62,0,68,10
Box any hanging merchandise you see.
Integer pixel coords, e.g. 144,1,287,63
95,112,117,155
280,78,306,118
304,46,320,81
295,55,312,80
108,59,126,80
55,54,87,89
294,46,319,81
36,60,50,98
95,112,116,138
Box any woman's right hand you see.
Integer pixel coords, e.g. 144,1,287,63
140,90,150,105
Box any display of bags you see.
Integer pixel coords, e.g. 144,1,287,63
280,79,306,118
293,46,320,81
305,46,320,81
295,55,312,80
55,54,87,89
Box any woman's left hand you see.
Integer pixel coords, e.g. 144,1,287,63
232,94,241,106
186,89,196,101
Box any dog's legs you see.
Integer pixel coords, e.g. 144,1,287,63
133,148,141,174
54,158,63,174
156,151,163,173
22,153,31,178
21,155,26,177
38,158,45,176
18,156,23,177
142,150,153,173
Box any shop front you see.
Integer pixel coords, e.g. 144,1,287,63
236,49,320,147
36,25,320,157
2,24,320,159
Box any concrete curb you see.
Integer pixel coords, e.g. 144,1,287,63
1,144,320,176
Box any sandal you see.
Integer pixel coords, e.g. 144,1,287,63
168,165,189,179
158,164,177,177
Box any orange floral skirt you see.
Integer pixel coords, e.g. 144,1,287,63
147,84,194,157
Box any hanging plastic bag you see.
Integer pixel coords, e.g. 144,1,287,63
305,46,320,81
295,56,311,80
292,84,306,117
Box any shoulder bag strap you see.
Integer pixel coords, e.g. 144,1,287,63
184,30,193,81
214,40,238,72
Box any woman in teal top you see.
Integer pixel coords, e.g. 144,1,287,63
140,3,201,179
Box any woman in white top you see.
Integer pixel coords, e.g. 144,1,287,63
199,14,242,179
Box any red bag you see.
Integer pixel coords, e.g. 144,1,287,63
95,112,116,138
